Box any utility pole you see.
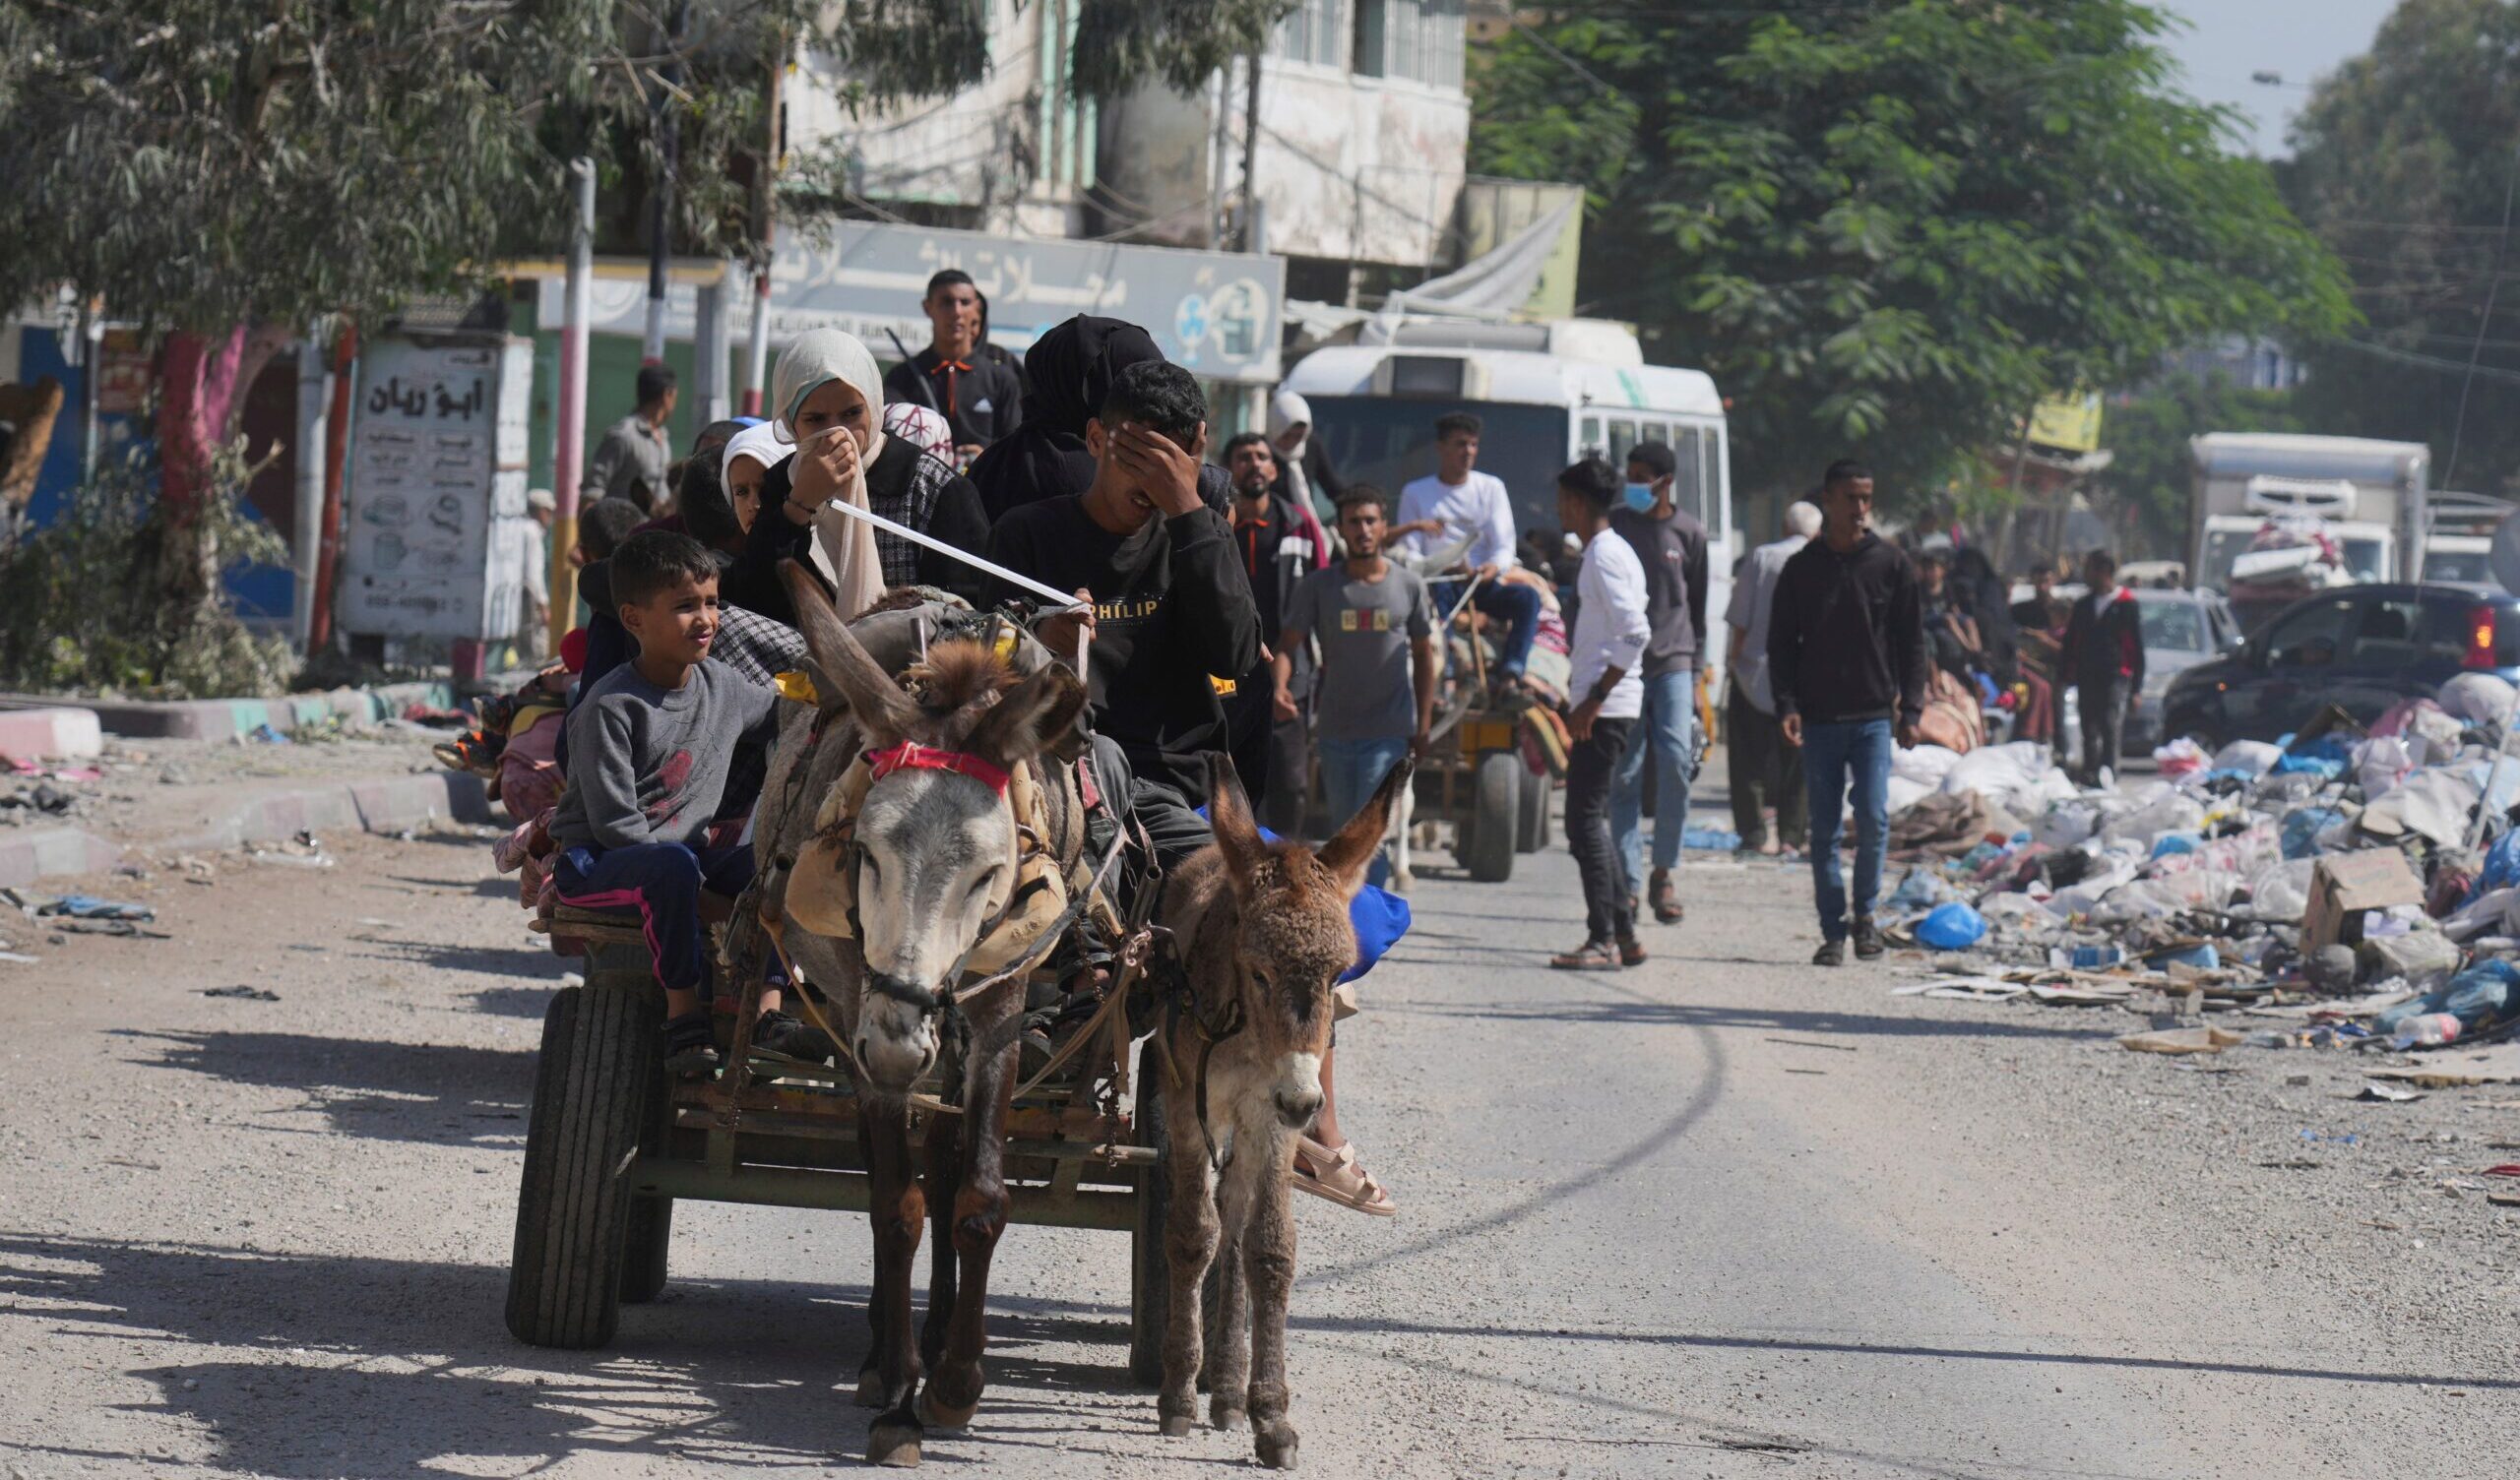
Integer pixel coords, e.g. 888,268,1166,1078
743,30,785,417
552,157,596,650
642,2,688,366
1238,46,1265,252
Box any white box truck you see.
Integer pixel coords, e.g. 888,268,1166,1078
2187,433,2429,632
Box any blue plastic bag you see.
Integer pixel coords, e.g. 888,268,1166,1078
1202,814,1411,982
2150,832,2200,860
2281,807,2346,861
1915,902,1987,950
2375,958,2520,1036
2481,830,2520,895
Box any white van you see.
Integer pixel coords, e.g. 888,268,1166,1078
1281,318,1735,691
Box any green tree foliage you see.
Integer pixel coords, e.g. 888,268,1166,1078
1470,2,2353,500
2284,0,2520,493
2101,371,2303,559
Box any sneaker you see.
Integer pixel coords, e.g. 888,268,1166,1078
1649,868,1684,925
1852,917,1884,960
753,1008,836,1063
1811,937,1846,967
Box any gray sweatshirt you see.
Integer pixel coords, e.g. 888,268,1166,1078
552,659,782,851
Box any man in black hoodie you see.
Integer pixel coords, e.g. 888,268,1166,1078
2063,548,2145,786
1767,460,1930,966
985,360,1260,864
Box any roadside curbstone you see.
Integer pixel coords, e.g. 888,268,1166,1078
0,707,104,760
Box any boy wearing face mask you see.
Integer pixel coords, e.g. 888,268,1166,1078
1605,441,1710,927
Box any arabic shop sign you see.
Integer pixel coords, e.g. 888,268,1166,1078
537,223,1287,384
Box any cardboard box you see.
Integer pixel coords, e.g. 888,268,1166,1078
2303,849,2426,953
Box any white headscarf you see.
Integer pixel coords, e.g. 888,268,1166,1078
1267,388,1313,514
1267,389,1311,456
882,402,955,464
719,420,786,489
770,329,889,621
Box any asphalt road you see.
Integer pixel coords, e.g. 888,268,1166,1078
1,815,2513,1478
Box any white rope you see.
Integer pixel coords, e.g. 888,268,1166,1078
814,493,1093,672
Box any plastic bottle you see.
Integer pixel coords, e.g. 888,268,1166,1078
2390,1013,2464,1050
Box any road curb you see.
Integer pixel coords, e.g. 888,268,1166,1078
0,707,104,760
0,682,455,743
0,771,491,889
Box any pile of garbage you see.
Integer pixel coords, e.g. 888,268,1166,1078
1874,672,2520,1059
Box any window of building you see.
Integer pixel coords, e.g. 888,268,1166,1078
1274,0,1348,68
1352,0,1464,89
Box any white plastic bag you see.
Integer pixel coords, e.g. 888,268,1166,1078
2438,671,2517,726
2240,857,2315,923
1885,773,1932,817
2035,799,2100,848
2212,739,2283,777
2354,735,2414,799
2101,786,2204,844
1893,744,1962,788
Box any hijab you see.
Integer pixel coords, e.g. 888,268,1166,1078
966,314,1165,524
770,329,888,621
719,420,787,489
1267,389,1311,460
882,402,956,464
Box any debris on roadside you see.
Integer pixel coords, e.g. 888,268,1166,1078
199,984,279,1001
1873,676,2520,1103
247,830,337,869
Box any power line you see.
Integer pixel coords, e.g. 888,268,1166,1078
2444,137,2520,489
2327,333,2520,389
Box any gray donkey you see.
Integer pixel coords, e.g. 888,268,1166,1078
753,566,1088,1467
1155,754,1412,1470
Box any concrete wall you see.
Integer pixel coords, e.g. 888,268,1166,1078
789,0,1094,235
1095,60,1467,271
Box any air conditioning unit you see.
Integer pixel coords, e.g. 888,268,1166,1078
2242,475,2358,519
1371,353,1492,400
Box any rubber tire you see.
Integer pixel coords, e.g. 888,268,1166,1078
504,972,662,1349
1128,1038,1171,1388
1516,768,1551,853
1465,750,1521,883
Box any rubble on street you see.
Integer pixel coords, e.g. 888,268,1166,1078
1876,673,2520,1080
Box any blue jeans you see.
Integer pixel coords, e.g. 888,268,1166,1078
1317,735,1411,888
1432,579,1543,678
1801,718,1894,941
1612,667,1699,894
553,840,758,993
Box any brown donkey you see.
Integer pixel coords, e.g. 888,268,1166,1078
1155,754,1412,1469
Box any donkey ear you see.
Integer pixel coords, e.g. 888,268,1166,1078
782,559,918,740
1316,756,1413,898
1205,752,1267,886
966,661,1087,770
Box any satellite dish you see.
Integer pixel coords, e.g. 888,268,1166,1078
2490,510,2520,595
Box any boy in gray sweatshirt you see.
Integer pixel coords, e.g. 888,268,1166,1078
551,530,790,1073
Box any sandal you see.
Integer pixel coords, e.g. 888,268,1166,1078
662,1010,722,1077
1549,940,1624,970
1292,1137,1396,1217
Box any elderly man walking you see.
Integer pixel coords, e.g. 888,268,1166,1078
1767,462,1928,966
1725,499,1820,854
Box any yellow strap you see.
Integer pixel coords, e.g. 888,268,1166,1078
775,669,819,705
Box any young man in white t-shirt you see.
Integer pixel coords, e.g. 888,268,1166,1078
1549,457,1652,970
1391,411,1544,701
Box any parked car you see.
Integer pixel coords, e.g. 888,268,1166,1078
2125,588,2244,754
2158,584,2520,749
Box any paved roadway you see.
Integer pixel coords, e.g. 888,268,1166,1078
0,816,2510,1478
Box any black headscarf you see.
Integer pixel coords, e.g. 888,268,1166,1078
967,314,1163,524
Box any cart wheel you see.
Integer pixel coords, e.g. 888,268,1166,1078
505,956,662,1349
1128,1039,1170,1388
1465,750,1520,883
620,1196,671,1304
1516,767,1551,854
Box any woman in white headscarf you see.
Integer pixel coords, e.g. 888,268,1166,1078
719,420,786,533
1266,388,1346,526
727,329,992,623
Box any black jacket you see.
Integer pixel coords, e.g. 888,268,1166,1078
2064,589,2146,694
983,499,1261,802
1766,532,1930,726
883,348,1022,450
